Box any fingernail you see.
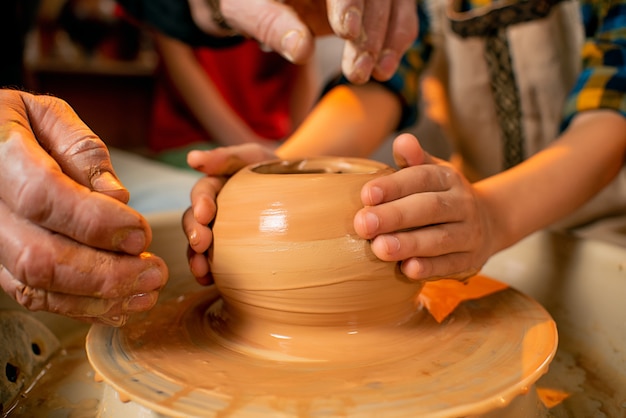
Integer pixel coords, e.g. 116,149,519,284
383,235,401,254
342,7,362,38
367,186,384,205
353,52,375,84
189,228,199,247
376,49,399,80
91,171,124,193
281,30,303,62
134,267,164,293
124,292,158,312
364,212,380,234
116,228,147,254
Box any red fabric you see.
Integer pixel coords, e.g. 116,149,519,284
149,39,299,152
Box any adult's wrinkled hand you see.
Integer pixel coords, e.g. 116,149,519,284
354,134,495,281
0,90,167,326
183,143,277,285
194,0,418,84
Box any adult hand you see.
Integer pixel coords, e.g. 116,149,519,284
0,90,167,326
183,143,277,285
191,0,418,84
354,134,495,281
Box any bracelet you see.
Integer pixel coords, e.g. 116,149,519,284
204,0,236,33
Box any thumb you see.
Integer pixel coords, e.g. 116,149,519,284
20,92,130,203
391,133,434,169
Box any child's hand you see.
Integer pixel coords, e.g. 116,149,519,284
354,134,495,281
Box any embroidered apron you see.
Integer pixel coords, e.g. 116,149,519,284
425,0,626,227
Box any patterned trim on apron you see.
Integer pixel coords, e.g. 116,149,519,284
448,0,569,37
447,0,570,168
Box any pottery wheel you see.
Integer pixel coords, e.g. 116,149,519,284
86,283,557,417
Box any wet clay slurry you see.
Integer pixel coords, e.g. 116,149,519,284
86,158,558,417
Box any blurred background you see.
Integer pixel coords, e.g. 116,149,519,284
1,0,450,164
2,0,156,152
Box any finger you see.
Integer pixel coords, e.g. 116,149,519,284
0,202,167,299
341,40,374,84
222,0,315,63
187,247,213,285
187,143,276,176
400,255,482,281
355,177,466,240
19,92,129,203
392,133,434,169
0,266,159,325
190,175,224,226
183,204,213,253
0,94,150,255
327,0,364,39
372,0,418,81
359,159,455,207
339,1,392,83
369,222,478,262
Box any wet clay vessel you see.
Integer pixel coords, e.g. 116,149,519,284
86,157,558,417
209,157,423,360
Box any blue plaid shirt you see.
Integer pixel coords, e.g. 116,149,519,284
371,0,626,131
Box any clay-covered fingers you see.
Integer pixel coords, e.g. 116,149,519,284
186,240,213,286
371,0,418,80
0,201,167,325
0,142,151,254
183,177,224,284
326,0,365,39
0,91,148,254
187,175,224,246
0,267,160,326
16,91,129,203
336,0,418,83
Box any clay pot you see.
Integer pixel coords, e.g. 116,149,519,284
209,158,424,358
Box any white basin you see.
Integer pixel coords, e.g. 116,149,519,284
2,211,625,417
482,222,626,417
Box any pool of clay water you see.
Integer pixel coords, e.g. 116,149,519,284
2,211,625,417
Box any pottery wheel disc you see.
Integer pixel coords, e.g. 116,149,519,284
86,284,557,417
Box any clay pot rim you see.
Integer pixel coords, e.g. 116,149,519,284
247,156,394,176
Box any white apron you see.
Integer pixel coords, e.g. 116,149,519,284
424,0,626,228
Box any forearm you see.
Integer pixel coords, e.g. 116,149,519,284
477,110,626,252
288,59,318,129
276,83,402,159
153,32,257,145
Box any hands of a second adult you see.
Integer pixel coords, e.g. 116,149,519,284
0,90,168,326
183,143,277,285
354,134,496,281
200,0,417,84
